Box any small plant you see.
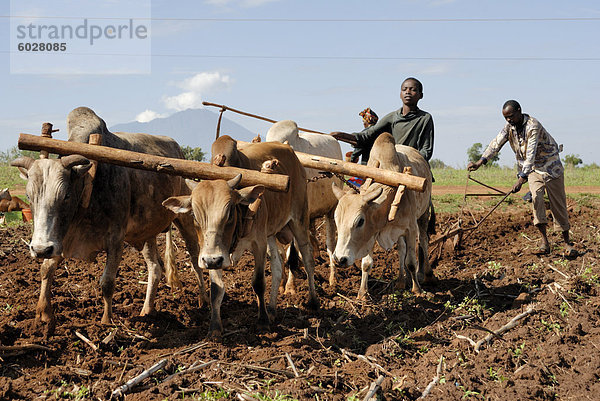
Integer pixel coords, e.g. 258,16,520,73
487,260,502,273
540,319,561,334
560,301,569,318
526,263,539,271
458,385,480,399
457,296,490,319
582,266,600,286
487,366,506,382
553,259,569,269
510,342,526,358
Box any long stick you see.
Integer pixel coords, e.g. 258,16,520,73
235,140,428,192
202,101,328,135
18,133,290,193
111,358,168,398
474,306,535,352
419,356,444,399
363,375,385,401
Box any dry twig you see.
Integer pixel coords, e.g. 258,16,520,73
362,375,385,401
111,358,168,398
474,306,535,353
419,356,444,399
75,331,98,352
285,353,300,377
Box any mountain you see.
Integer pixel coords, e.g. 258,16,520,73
110,108,259,158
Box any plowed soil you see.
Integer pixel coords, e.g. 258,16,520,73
1,195,599,400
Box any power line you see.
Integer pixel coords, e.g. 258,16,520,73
2,15,600,22
2,50,599,61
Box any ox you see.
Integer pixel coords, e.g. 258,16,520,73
331,133,434,298
0,188,30,212
164,136,318,339
266,120,343,289
11,106,208,335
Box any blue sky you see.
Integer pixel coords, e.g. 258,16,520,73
1,0,599,167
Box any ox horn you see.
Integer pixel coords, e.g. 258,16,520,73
61,154,90,169
227,173,243,189
10,156,35,170
362,187,383,204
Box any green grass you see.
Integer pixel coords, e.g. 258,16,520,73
432,165,600,187
0,163,24,190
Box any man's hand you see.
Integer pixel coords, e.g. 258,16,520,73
467,159,484,171
330,131,357,146
511,176,527,193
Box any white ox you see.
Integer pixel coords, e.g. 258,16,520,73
266,120,343,288
11,107,208,335
331,133,434,298
164,136,319,339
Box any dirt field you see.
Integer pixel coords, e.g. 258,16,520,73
1,195,599,400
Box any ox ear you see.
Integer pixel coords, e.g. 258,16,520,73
61,154,92,177
162,196,192,215
362,187,384,205
11,156,35,180
237,185,265,206
332,182,345,200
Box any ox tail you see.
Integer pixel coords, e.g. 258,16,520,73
164,224,183,289
427,200,437,235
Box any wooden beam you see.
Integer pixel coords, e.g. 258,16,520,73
17,133,290,193
294,152,426,192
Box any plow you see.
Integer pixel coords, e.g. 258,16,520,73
428,173,514,266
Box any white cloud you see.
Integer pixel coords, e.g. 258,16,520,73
135,109,165,123
163,71,232,111
179,71,232,94
163,92,202,112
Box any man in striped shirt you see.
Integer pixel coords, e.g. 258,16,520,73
468,100,576,257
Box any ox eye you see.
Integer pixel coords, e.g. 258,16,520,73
356,217,364,228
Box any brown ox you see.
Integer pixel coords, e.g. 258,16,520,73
164,136,318,339
11,107,208,335
331,133,434,298
266,120,344,290
0,188,30,212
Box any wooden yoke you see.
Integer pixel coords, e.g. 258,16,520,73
388,166,412,221
81,133,101,208
39,123,59,159
18,134,290,192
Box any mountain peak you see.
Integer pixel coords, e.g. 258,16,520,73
110,108,258,153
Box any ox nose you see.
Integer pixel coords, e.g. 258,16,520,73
202,256,224,269
31,244,54,259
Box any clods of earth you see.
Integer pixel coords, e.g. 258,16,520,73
1,196,599,400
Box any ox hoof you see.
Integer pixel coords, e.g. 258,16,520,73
207,330,223,342
35,316,56,338
139,307,157,318
256,321,271,334
423,273,438,285
305,297,320,311
395,280,407,291
356,293,367,301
